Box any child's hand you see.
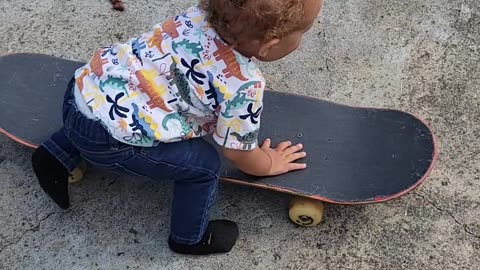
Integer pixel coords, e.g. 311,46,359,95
222,139,307,177
260,139,307,176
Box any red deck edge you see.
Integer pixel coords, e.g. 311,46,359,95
0,127,38,149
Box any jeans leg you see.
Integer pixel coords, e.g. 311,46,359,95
170,163,219,244
40,79,83,172
59,87,223,245
110,138,221,245
167,139,221,244
42,128,82,172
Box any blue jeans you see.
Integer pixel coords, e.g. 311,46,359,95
42,79,220,244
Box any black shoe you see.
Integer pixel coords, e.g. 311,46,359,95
168,220,239,255
31,146,70,209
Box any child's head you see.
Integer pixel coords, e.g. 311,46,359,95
200,0,323,61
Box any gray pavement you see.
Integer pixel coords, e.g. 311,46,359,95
0,0,479,269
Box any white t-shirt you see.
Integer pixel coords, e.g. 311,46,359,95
74,5,265,150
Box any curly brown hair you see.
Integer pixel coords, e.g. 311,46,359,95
199,0,305,45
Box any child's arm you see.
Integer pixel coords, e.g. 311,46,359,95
223,138,307,176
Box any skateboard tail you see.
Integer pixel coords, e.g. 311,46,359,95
335,110,439,204
222,116,439,205
364,111,440,202
258,91,440,204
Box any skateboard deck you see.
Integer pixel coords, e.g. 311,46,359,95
0,53,437,207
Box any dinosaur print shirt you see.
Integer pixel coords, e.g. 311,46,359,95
74,6,265,150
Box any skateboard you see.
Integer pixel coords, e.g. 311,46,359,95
0,53,438,226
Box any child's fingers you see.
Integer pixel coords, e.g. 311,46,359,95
275,141,291,151
287,152,306,162
261,138,271,149
288,162,307,171
284,143,303,155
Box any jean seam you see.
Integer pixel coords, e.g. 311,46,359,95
114,163,150,178
42,140,77,171
198,176,218,238
170,234,202,244
67,127,114,145
138,152,219,180
71,139,134,157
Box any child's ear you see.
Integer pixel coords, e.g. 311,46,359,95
258,38,281,58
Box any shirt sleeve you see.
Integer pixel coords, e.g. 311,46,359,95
212,80,264,150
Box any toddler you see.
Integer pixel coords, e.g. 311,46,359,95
32,0,323,255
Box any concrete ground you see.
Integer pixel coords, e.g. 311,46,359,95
1,0,479,269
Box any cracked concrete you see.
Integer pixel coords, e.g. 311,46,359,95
0,211,66,254
1,0,479,269
414,192,480,239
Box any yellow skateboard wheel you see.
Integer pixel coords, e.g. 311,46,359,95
289,197,324,226
68,160,87,183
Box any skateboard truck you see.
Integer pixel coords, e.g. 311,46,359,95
68,160,88,183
